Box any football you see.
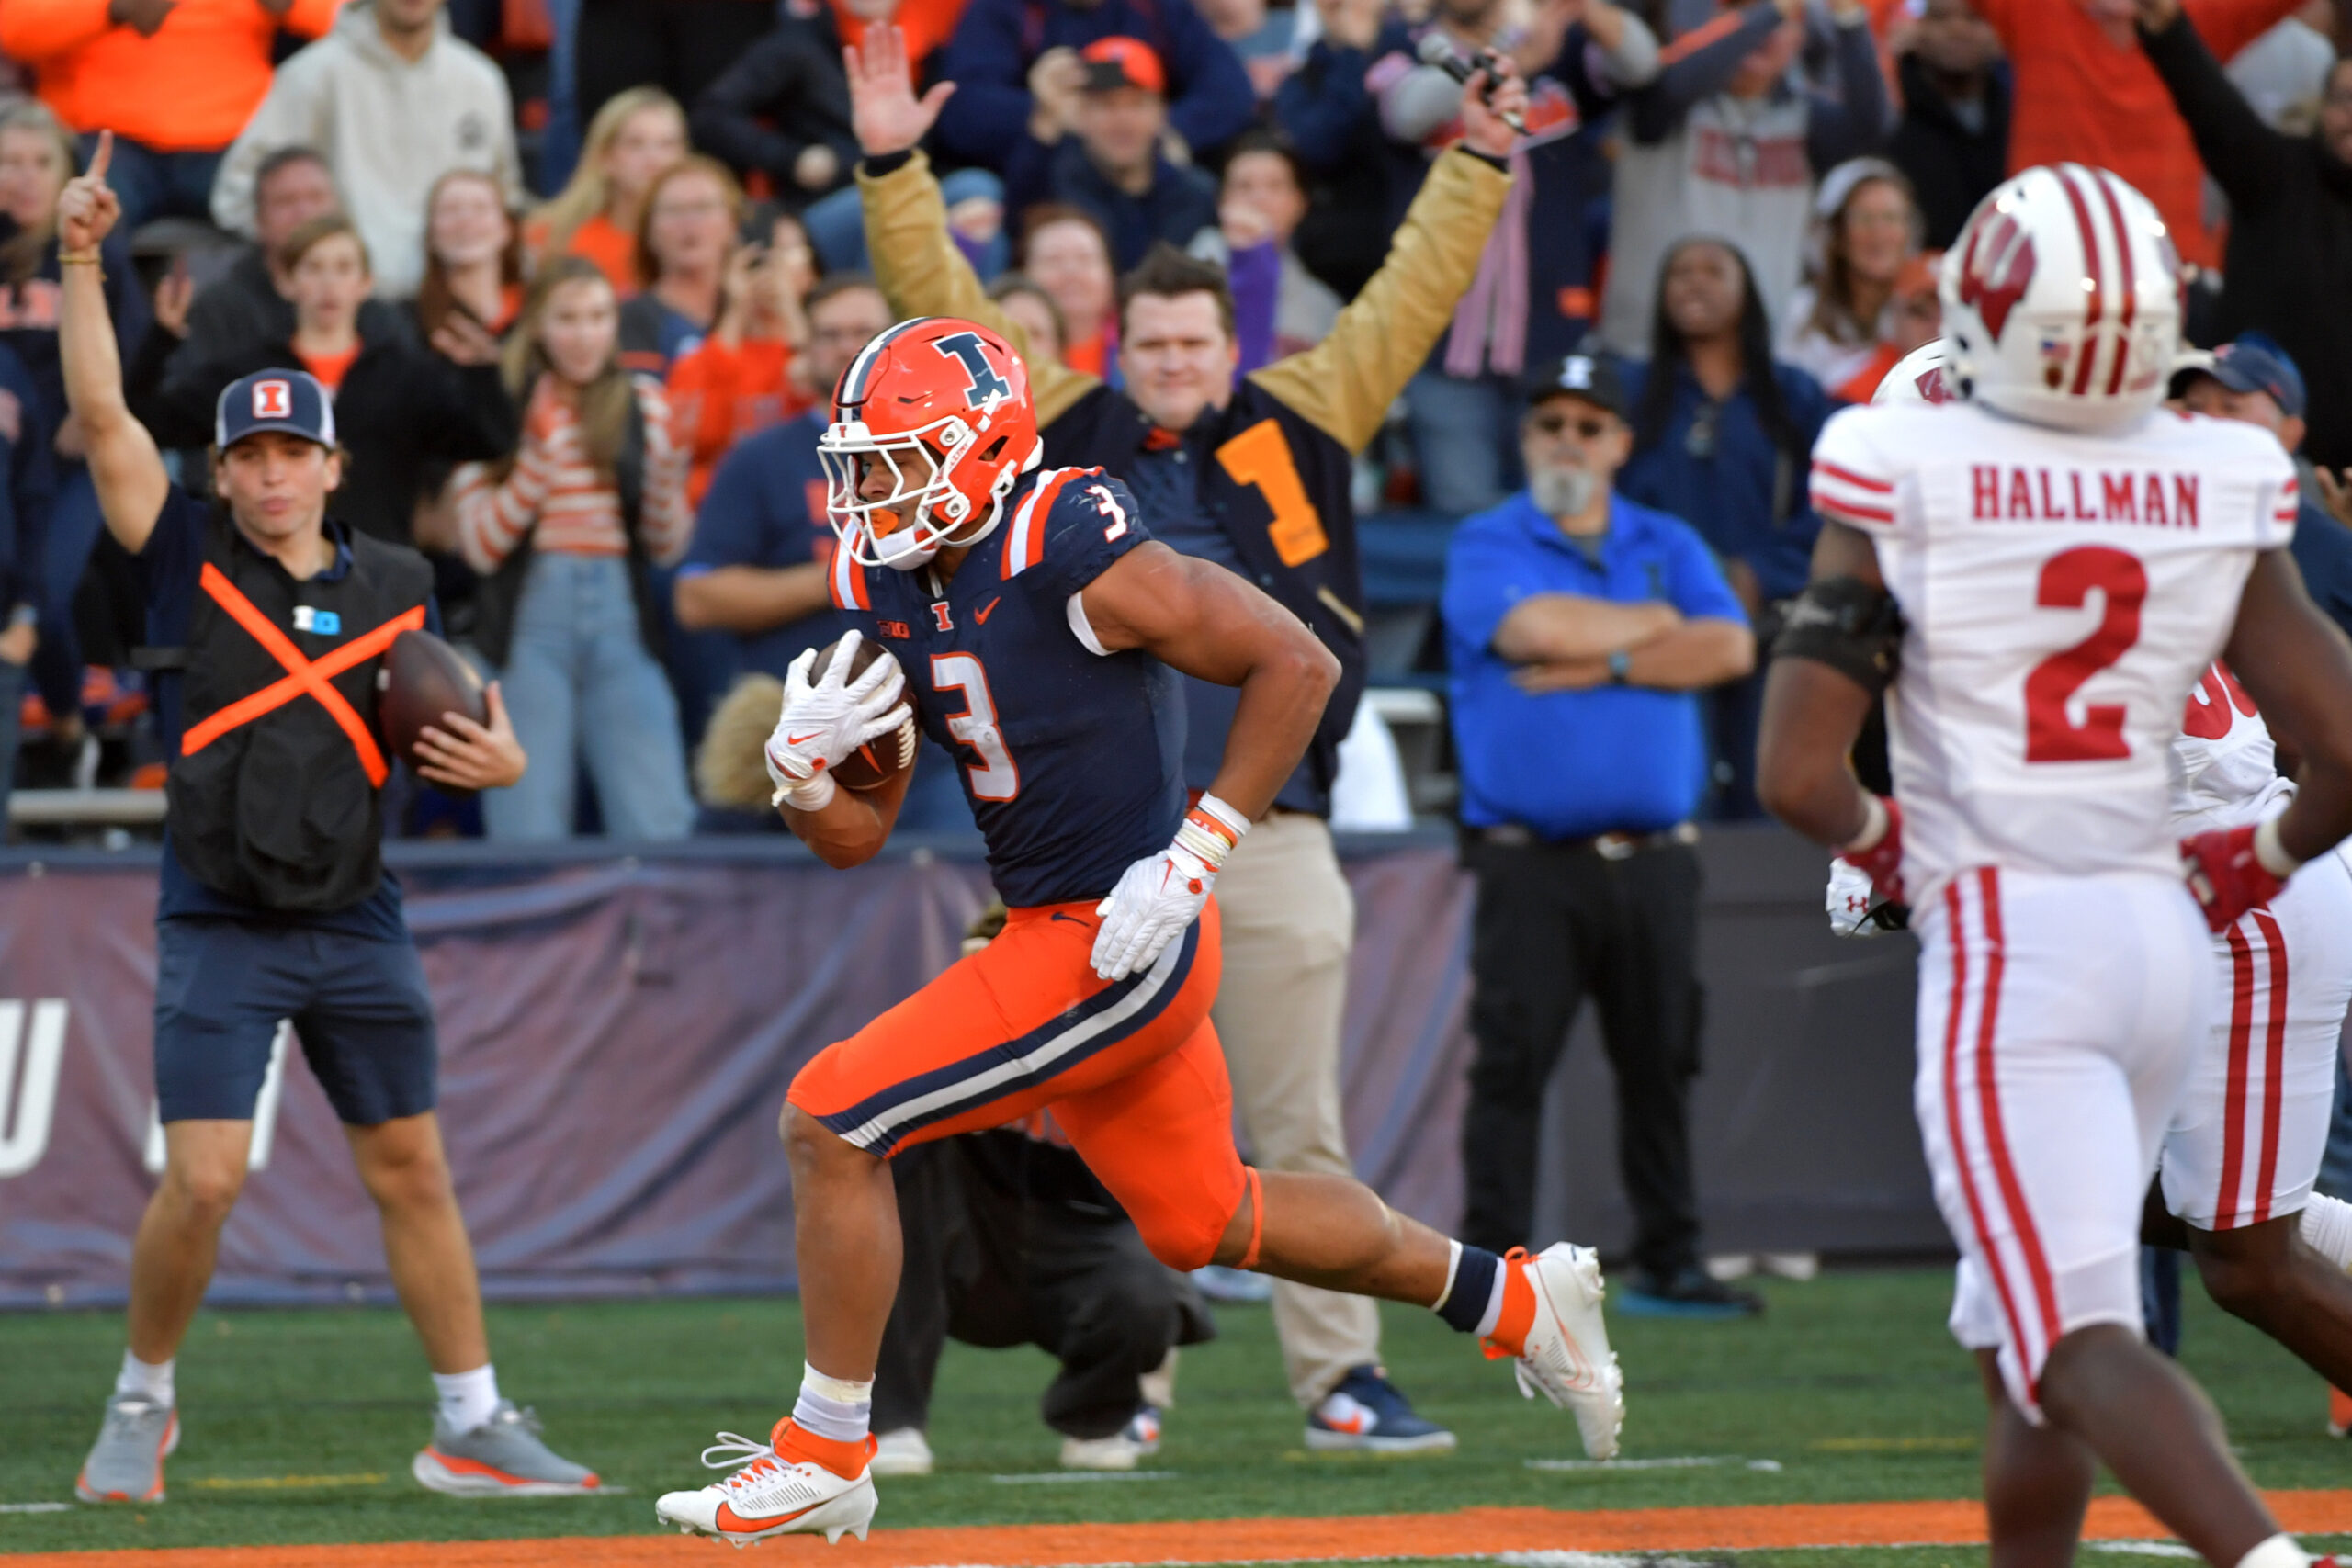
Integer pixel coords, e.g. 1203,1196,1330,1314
811,635,916,791
379,628,489,781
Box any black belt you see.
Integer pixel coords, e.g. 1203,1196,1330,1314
1469,821,1698,859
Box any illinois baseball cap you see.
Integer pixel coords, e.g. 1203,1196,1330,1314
1081,37,1166,95
215,368,337,450
2205,335,2307,421
1523,350,1628,420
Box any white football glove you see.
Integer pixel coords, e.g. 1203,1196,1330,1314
1091,795,1250,980
764,629,910,811
1826,857,1887,938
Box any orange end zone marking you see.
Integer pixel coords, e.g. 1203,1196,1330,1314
15,1491,2352,1567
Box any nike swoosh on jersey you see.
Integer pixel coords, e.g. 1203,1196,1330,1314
975,597,1002,624
1050,910,1091,927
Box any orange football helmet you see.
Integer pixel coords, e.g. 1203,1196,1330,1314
818,317,1043,570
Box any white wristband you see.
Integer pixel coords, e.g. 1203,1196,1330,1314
775,772,838,813
1173,792,1250,870
2254,816,2302,878
1844,794,1889,855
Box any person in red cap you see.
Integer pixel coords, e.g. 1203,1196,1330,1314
1005,35,1222,271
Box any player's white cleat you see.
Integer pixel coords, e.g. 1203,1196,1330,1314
655,1419,877,1548
1483,1243,1625,1461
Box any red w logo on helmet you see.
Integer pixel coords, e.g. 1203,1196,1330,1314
1955,209,2036,344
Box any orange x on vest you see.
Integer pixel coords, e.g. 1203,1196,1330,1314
179,562,425,787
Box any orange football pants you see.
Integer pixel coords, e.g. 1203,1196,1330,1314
787,899,1249,1271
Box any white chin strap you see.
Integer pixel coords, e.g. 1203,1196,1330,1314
872,521,944,572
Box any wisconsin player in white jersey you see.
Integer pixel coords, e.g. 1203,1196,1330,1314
1848,342,2352,1396
1758,165,2352,1568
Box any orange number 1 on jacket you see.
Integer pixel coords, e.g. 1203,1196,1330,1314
1216,419,1329,568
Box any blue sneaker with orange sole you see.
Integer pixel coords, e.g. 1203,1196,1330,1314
1305,1365,1456,1453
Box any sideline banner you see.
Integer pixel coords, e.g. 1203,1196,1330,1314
0,830,1937,1307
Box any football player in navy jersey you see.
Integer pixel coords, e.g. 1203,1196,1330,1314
655,318,1624,1547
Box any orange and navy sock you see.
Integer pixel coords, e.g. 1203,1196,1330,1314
1432,1240,1506,1336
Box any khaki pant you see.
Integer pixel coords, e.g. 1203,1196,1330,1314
1211,812,1380,1406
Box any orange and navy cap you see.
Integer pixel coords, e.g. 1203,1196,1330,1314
1081,37,1166,95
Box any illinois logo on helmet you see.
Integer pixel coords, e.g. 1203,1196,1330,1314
1939,164,2181,434
818,318,1043,571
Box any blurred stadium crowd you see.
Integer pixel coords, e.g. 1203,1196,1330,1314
0,0,2345,838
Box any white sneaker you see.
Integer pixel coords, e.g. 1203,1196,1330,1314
871,1428,933,1477
1485,1243,1624,1461
654,1422,876,1546
1058,1406,1159,1470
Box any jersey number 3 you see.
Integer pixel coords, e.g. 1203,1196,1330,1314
932,652,1020,801
2024,546,2146,763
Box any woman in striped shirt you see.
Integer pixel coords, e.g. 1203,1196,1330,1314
454,257,696,841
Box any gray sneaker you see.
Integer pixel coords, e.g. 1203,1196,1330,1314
413,1401,601,1496
76,1393,179,1504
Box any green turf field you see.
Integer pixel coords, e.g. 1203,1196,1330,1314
4,1267,2346,1556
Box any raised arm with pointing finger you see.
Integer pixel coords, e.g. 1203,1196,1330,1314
56,131,168,556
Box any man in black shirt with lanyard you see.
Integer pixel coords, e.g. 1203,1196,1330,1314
57,134,596,1507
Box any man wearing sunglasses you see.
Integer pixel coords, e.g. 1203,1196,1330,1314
1442,350,1759,1318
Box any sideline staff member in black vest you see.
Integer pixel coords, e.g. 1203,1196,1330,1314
57,134,598,1506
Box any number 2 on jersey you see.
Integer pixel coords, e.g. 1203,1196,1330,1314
931,652,1020,801
2024,546,2147,763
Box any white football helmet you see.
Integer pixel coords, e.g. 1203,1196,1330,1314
1939,164,2182,434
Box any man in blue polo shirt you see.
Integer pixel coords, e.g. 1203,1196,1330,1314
675,275,966,832
1443,350,1758,1318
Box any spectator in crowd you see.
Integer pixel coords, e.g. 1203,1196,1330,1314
689,6,861,208
1019,205,1121,377
0,341,56,833
665,217,817,506
413,168,526,344
0,101,149,765
1969,0,2312,274
933,0,1257,170
0,0,340,229
1777,160,1934,404
1386,1,1659,514
1885,0,2010,250
617,156,744,378
210,0,525,303
1195,0,1303,98
1617,237,1830,818
677,272,971,834
2140,0,2352,474
1198,133,1341,364
986,270,1068,361
1442,350,1757,1316
1595,0,1886,357
526,87,687,296
1270,0,1399,301
133,214,516,547
872,1112,1216,1473
572,0,781,134
852,22,1523,1451
1006,38,1222,270
454,256,695,842
169,148,347,382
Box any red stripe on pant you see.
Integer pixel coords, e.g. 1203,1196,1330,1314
1969,870,2064,1384
2218,920,2256,1227
2252,908,2290,1225
1940,874,2041,1394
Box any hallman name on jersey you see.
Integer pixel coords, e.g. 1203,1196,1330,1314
1971,466,2201,528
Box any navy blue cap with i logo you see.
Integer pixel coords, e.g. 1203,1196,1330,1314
215,369,338,450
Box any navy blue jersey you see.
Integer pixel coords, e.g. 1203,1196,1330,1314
831,466,1185,908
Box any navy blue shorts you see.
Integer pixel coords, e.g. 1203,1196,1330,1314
154,919,438,1126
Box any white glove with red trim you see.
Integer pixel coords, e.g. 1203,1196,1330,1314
764,629,910,811
1091,795,1250,980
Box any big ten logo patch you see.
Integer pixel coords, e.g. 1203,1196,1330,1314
291,605,342,636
